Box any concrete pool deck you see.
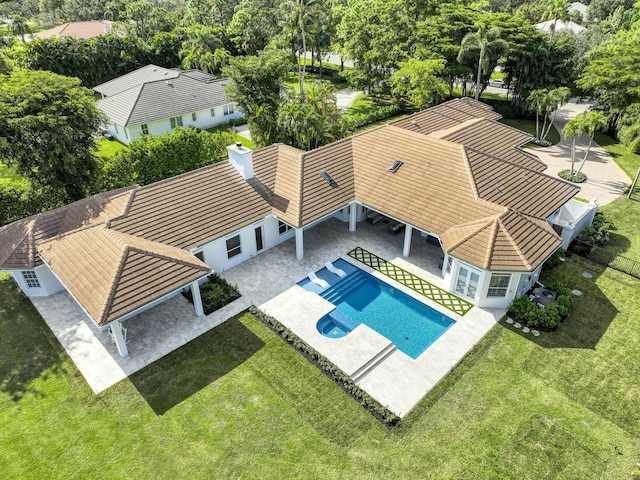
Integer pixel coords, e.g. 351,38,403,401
30,218,503,416
261,255,503,417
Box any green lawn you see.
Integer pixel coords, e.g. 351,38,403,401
96,138,128,159
600,196,640,260
1,251,639,478
595,131,640,181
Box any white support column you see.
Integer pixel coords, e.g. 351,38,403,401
191,280,204,317
403,225,413,257
110,321,129,357
295,227,304,260
349,201,357,232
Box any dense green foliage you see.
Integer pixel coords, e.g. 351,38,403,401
508,281,573,329
0,70,103,202
101,127,234,189
576,211,615,246
183,274,241,315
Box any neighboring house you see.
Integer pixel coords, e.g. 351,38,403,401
569,2,588,22
535,19,586,35
0,98,596,357
34,20,113,40
94,65,242,145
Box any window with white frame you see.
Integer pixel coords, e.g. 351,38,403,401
191,112,197,122
210,108,216,117
487,273,511,297
278,221,292,235
170,116,183,129
223,104,234,115
141,124,149,135
226,235,242,259
22,271,40,288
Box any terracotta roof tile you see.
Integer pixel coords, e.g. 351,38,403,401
37,225,211,325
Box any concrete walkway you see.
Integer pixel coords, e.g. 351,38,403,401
524,100,630,205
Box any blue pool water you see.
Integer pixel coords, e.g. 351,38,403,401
299,259,456,359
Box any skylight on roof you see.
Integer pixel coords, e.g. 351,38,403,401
387,160,403,173
320,171,337,187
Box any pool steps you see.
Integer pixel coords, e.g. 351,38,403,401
321,271,368,304
325,261,347,277
351,342,397,383
307,271,329,289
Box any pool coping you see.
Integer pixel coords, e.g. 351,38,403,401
260,254,505,418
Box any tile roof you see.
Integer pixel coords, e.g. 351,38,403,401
108,162,271,250
37,225,211,325
0,98,582,326
0,187,136,270
429,118,545,172
94,65,233,126
34,20,113,39
440,210,562,270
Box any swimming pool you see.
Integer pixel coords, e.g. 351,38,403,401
298,259,456,359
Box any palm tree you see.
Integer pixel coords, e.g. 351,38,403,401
10,16,30,42
283,0,318,93
457,24,508,101
179,26,225,73
526,87,570,143
576,111,607,175
562,116,583,178
540,0,570,49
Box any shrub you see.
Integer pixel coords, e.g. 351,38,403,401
343,104,404,130
507,281,573,330
558,169,587,183
542,248,566,270
577,211,614,245
183,274,240,315
249,306,401,426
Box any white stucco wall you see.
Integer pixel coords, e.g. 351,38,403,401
11,264,64,297
195,216,295,274
105,103,242,145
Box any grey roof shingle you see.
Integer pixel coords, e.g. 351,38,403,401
94,65,233,127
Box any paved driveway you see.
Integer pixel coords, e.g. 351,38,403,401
525,100,630,205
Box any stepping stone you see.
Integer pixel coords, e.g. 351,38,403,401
582,272,593,279
532,330,540,336
514,322,521,329
522,327,530,333
506,318,514,324
572,289,582,296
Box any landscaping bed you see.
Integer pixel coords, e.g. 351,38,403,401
183,273,240,315
508,281,573,331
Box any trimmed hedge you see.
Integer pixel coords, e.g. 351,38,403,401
183,274,240,315
507,281,573,330
344,104,405,130
249,306,401,427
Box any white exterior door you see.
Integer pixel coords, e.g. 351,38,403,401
455,266,480,300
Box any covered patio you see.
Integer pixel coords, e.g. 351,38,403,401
30,217,476,394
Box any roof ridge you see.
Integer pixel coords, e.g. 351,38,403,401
498,211,533,270
483,218,500,269
428,117,484,139
100,236,130,324
123,84,144,127
444,215,500,251
460,145,481,200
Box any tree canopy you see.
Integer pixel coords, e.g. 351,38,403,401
0,70,103,202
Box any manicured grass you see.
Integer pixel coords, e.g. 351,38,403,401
342,93,376,120
594,131,640,181
500,118,561,147
95,138,128,159
206,124,255,149
2,251,639,478
600,196,640,260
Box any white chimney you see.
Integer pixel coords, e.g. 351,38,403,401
226,142,254,180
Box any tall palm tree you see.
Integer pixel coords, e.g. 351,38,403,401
457,25,508,101
576,111,607,175
283,0,318,93
562,116,583,178
526,87,570,143
540,0,570,49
